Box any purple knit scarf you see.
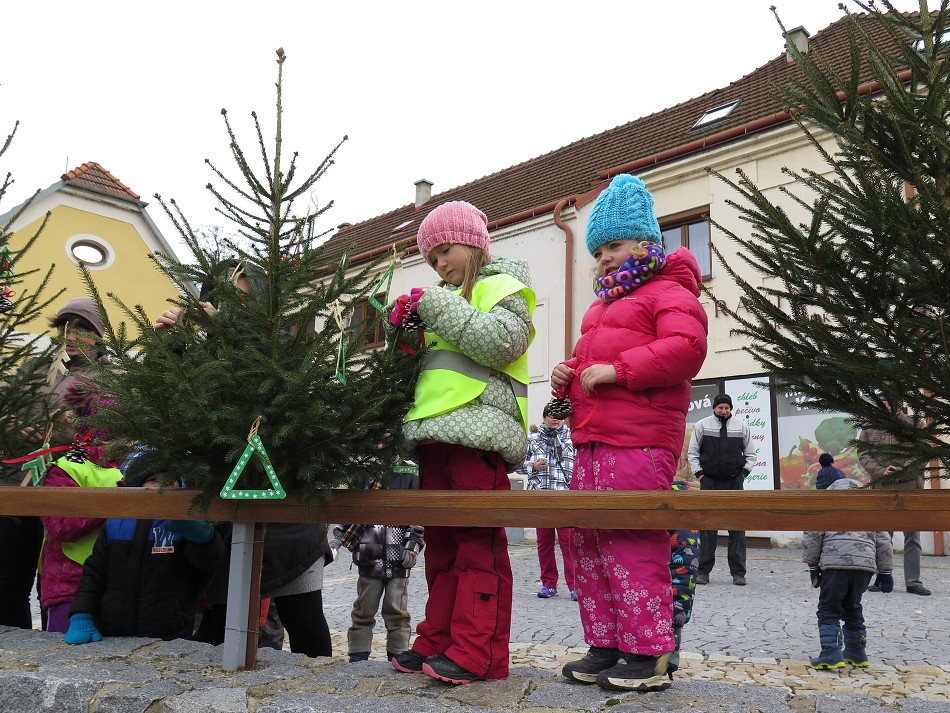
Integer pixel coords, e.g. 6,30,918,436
593,243,668,302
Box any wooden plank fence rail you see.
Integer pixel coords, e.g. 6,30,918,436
3,487,950,532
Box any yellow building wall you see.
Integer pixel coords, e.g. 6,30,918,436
9,205,179,337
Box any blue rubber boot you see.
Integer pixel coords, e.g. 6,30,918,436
843,627,869,667
810,624,846,670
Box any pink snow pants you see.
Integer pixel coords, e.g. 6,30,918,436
570,443,675,656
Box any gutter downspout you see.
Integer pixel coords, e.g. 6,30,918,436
552,198,576,360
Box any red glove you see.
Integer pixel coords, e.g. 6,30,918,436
389,294,410,327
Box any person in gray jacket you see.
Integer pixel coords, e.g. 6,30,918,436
802,470,893,670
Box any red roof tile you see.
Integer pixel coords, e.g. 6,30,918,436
62,162,141,201
324,12,913,263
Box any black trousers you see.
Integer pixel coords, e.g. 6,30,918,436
817,569,873,629
0,516,43,628
195,589,332,658
698,474,746,577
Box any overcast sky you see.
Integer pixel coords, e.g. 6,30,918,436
1,0,916,260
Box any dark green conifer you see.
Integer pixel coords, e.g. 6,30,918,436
711,1,949,478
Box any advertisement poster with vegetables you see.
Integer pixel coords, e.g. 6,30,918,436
774,387,867,490
724,377,775,491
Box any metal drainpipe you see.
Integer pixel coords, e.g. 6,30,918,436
553,198,575,360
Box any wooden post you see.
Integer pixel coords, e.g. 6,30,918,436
243,522,266,670
222,522,255,671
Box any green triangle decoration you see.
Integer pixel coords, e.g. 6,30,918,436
219,434,286,500
22,445,54,486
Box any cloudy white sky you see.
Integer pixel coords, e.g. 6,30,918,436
1,1,917,259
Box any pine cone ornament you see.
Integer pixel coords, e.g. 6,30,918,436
544,392,573,420
65,440,89,464
402,312,427,332
0,294,13,313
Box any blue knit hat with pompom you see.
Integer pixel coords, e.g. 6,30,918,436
585,174,662,255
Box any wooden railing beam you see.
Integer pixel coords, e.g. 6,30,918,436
3,488,949,532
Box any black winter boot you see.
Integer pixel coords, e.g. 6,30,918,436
810,624,845,670
842,627,869,667
561,646,620,684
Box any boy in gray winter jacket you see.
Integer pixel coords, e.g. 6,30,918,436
331,466,424,663
802,471,893,670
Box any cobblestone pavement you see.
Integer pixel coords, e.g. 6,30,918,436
4,540,949,712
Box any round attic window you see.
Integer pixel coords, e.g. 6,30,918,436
65,235,114,269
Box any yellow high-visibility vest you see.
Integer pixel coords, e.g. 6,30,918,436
405,273,536,431
52,456,123,565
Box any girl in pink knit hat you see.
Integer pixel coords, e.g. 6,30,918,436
387,201,535,684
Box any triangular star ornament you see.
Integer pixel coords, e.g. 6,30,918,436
219,434,286,500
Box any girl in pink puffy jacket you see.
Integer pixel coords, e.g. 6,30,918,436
551,174,708,693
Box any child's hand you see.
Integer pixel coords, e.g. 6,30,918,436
809,566,822,588
389,295,410,327
400,550,418,569
64,613,102,645
877,571,894,593
579,364,618,394
154,306,185,330
551,364,574,390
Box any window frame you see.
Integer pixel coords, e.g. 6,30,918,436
350,296,386,349
659,206,712,281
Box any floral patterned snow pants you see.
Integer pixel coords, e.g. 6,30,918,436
570,443,675,656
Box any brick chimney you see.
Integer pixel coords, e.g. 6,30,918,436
414,179,433,208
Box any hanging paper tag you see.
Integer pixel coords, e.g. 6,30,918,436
331,300,348,384
220,434,286,500
20,444,54,486
368,250,398,312
392,459,418,475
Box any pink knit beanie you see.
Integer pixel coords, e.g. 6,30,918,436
416,201,491,262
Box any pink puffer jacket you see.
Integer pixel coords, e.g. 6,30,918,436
561,248,708,455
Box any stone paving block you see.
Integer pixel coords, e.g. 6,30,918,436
164,687,248,712
258,691,449,713
897,699,950,712
438,676,530,709
153,638,216,659
0,627,62,653
815,692,892,711
526,681,621,712
230,663,312,687
0,671,103,713
39,662,160,685
93,681,184,713
673,680,796,712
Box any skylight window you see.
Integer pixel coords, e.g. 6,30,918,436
391,219,414,233
691,99,741,131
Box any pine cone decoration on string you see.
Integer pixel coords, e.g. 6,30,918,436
402,312,427,332
65,440,89,464
0,291,13,313
544,391,573,420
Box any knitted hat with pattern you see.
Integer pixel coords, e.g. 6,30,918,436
416,201,491,262
585,174,662,255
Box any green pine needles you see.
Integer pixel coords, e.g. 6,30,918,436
710,1,949,479
80,49,423,503
0,121,61,478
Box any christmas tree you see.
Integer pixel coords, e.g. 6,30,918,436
80,49,422,504
710,1,949,478
0,121,63,476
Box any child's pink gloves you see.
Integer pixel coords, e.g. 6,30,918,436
389,288,427,330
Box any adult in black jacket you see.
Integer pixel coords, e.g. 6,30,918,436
686,394,756,586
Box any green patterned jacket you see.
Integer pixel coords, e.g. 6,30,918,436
397,257,533,468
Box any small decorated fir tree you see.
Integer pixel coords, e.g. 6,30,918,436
81,49,422,503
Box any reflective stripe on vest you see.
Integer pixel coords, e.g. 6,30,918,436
53,456,124,565
405,273,535,430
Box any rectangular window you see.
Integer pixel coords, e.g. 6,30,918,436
350,297,386,349
660,206,711,280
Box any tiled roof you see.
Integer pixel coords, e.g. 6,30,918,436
62,162,141,201
325,12,908,263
